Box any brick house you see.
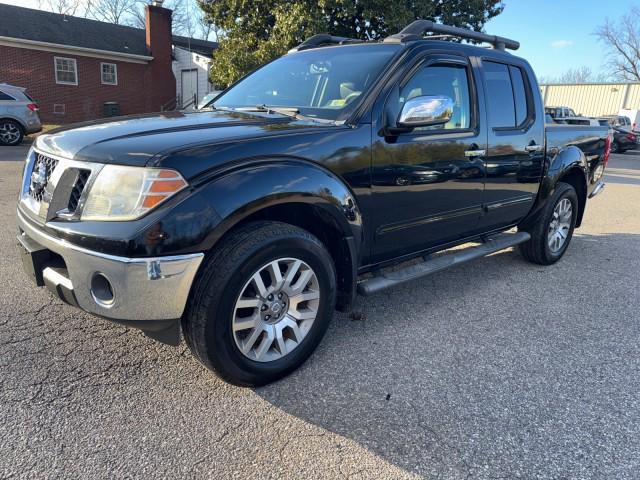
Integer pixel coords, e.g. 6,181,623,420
0,3,217,124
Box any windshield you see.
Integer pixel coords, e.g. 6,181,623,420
213,44,400,121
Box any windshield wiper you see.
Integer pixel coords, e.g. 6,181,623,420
215,105,338,125
232,105,300,118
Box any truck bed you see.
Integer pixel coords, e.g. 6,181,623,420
545,123,608,160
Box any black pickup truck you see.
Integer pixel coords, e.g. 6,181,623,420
16,21,609,386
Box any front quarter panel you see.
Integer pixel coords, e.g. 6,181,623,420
129,159,364,259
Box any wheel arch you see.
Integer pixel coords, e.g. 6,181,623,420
557,166,587,227
196,159,364,312
521,145,588,229
0,116,26,131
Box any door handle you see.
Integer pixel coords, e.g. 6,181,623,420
525,144,543,153
464,149,486,157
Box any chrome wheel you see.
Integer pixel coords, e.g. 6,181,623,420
547,198,572,253
232,258,320,362
0,121,21,145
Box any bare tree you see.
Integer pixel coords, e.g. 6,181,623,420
128,0,214,39
90,0,137,24
38,0,90,16
38,0,218,38
539,67,610,85
595,7,640,81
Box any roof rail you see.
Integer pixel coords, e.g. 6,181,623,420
383,20,519,51
290,33,363,52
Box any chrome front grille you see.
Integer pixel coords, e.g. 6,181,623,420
67,169,91,213
28,153,58,202
21,149,101,220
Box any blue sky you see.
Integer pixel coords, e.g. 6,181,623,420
486,0,635,79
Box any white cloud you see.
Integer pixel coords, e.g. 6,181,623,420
550,40,574,49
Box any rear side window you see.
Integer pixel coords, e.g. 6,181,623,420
484,61,531,129
0,91,15,101
510,66,527,126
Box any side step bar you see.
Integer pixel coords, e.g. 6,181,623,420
357,232,531,296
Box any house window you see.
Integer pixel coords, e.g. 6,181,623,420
54,57,78,85
101,63,117,85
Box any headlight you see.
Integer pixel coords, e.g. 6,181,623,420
81,165,187,221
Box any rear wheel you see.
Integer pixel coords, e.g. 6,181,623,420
0,119,23,146
519,182,578,265
182,221,336,386
611,141,620,154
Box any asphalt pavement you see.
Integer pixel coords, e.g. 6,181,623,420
1,144,639,479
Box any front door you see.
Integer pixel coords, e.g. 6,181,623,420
181,69,198,109
370,54,487,262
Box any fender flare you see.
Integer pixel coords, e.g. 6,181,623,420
192,158,363,310
521,145,588,229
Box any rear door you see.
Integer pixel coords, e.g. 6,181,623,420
477,59,544,232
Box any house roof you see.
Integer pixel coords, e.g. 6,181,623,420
0,4,217,58
172,36,218,57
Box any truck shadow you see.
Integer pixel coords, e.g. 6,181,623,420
255,232,640,478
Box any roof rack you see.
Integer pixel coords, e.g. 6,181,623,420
384,20,519,51
290,33,363,52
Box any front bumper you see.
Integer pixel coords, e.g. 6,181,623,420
17,207,203,326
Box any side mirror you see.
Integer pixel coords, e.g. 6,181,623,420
397,95,454,129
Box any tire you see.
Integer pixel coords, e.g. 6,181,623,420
0,119,24,146
182,221,337,387
519,182,578,265
611,141,619,154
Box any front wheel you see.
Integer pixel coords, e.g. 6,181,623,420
519,182,578,265
182,221,336,386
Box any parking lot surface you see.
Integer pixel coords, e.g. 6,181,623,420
1,145,639,479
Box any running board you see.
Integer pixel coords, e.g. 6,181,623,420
357,232,531,296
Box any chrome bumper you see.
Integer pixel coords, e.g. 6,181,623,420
589,181,605,198
17,208,203,322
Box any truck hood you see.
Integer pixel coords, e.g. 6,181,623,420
35,110,329,166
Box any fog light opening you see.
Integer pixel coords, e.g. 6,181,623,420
91,273,115,306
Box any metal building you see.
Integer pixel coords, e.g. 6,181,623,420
540,83,640,117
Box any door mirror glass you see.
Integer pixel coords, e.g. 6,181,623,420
397,95,454,128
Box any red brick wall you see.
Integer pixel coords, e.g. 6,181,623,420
144,5,176,113
0,45,173,124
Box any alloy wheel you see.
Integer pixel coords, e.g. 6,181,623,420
232,257,320,362
547,198,572,253
0,121,20,145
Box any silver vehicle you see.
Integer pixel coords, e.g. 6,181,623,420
600,115,632,132
0,83,42,146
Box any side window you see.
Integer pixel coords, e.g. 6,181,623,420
484,61,531,129
399,63,471,131
0,91,15,101
509,66,528,126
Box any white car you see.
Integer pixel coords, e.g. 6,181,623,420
618,109,640,132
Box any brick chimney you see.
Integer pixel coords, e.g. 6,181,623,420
144,3,176,111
